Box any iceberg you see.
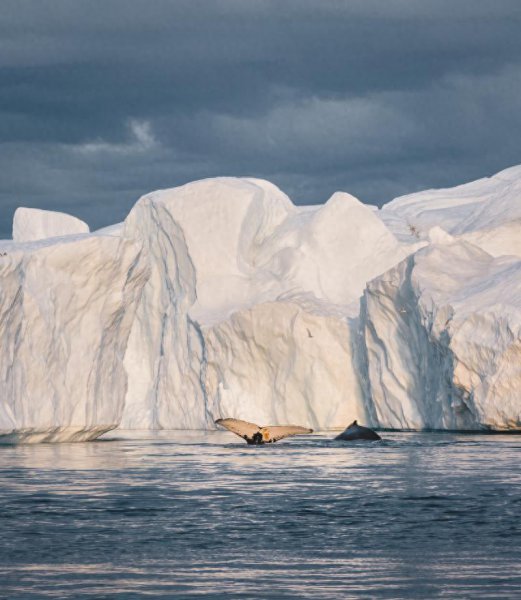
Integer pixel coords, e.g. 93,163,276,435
2,164,521,440
13,207,90,242
120,178,411,429
0,231,147,442
380,165,521,258
361,236,521,430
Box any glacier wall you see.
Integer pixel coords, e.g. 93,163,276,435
200,299,370,430
0,230,147,442
361,238,521,430
2,165,521,440
119,187,206,429
119,178,410,430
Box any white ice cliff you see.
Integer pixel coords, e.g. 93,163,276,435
364,164,521,430
2,165,521,440
119,178,411,429
361,235,521,430
0,228,147,442
13,207,90,242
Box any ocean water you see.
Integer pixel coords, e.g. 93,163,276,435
1,431,521,599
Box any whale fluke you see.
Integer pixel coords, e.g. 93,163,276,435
215,418,313,444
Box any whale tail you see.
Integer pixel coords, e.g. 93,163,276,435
215,418,312,444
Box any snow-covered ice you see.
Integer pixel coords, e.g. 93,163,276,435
2,165,521,441
361,237,521,430
380,165,521,257
119,178,410,429
13,207,90,242
0,230,147,442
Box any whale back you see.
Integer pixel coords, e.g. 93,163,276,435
335,421,381,441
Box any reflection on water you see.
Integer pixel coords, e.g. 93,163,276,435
1,430,521,598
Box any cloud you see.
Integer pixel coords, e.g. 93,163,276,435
0,0,520,236
76,119,157,154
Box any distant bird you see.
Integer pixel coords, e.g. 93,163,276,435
215,418,313,445
335,420,381,441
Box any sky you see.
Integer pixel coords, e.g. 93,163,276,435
1,0,521,237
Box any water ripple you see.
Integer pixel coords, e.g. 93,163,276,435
1,431,521,598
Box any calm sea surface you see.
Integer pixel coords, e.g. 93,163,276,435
1,430,521,599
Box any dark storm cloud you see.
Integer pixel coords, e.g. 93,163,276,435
1,0,521,236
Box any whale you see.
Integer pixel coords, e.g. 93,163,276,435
335,420,381,441
216,418,313,444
